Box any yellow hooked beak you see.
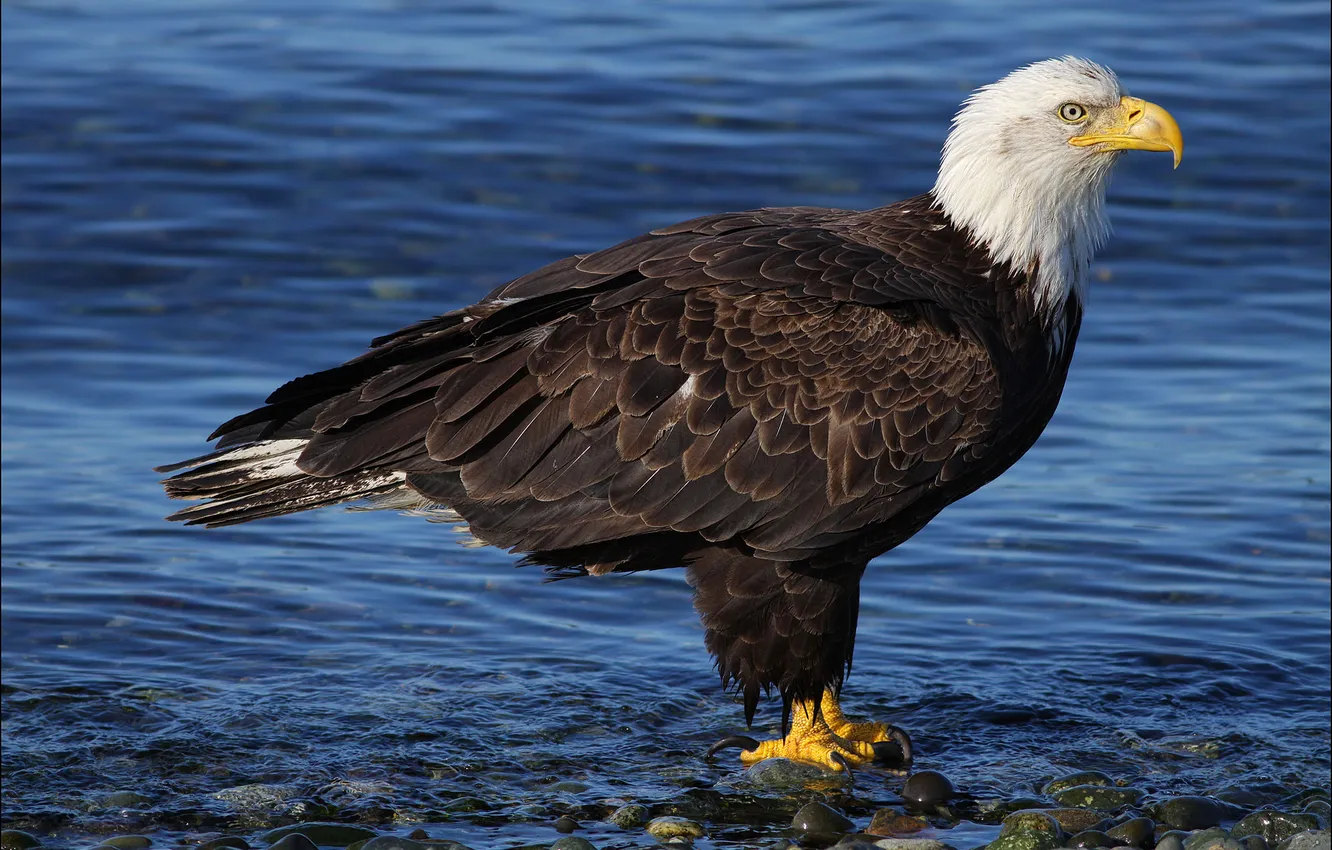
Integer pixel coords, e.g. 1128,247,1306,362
1069,96,1184,168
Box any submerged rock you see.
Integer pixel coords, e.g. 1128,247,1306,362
553,816,581,834
793,802,856,836
1152,797,1230,830
745,757,838,788
1155,833,1189,850
358,838,432,850
99,839,152,850
1066,829,1114,848
646,816,707,842
1044,773,1115,796
1039,809,1106,835
267,837,318,850
1183,827,1242,850
868,810,929,836
1052,786,1145,811
872,841,957,850
549,839,597,850
197,837,251,850
0,834,41,850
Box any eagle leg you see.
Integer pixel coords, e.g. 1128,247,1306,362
707,690,911,772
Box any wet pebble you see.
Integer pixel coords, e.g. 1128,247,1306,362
1303,802,1331,825
267,837,318,850
1044,773,1115,795
1240,837,1269,850
1052,786,1145,811
1183,827,1242,850
1106,818,1155,848
646,816,707,842
261,824,377,847
1002,811,1065,839
1152,797,1230,831
903,771,958,807
98,791,153,809
606,804,650,828
1042,810,1108,835
794,802,856,836
98,838,151,850
549,839,597,850
1156,833,1188,850
1233,812,1326,846
872,840,958,850
1276,832,1330,850
1066,830,1114,848
868,810,929,836
553,816,580,834
0,833,41,850
745,757,838,788
213,784,295,812
197,838,250,850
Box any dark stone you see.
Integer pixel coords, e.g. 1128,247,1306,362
408,830,429,840
1156,833,1188,850
260,824,378,847
1275,832,1330,850
99,791,153,809
904,771,959,807
988,829,1062,850
1,833,42,850
1001,812,1064,839
359,839,430,850
1241,837,1269,850
1303,802,1331,826
1106,818,1155,848
1152,798,1229,831
1066,831,1114,848
793,802,856,836
267,837,318,850
746,757,840,788
1044,773,1115,795
1051,786,1145,811
1233,812,1325,846
553,816,580,834
198,839,250,850
99,839,152,850
550,839,597,850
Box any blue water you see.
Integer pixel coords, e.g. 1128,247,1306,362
2,0,1328,846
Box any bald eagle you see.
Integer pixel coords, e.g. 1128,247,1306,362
159,58,1182,771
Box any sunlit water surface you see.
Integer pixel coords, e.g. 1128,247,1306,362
3,0,1329,847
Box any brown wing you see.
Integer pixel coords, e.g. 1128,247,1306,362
169,202,1004,567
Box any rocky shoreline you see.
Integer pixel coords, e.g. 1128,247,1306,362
3,764,1328,850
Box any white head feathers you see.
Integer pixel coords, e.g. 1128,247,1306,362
932,57,1127,320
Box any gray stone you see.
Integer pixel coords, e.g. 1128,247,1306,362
1303,803,1331,826
550,839,597,850
646,816,707,842
267,837,318,850
260,824,377,847
1105,818,1155,848
1276,832,1331,850
903,771,958,807
794,802,856,836
1051,786,1145,811
197,839,250,850
1234,812,1325,846
1155,833,1188,850
606,804,650,828
1,833,41,850
1184,828,1241,850
1043,773,1115,796
553,816,580,834
1152,798,1229,831
98,791,153,809
1240,837,1269,850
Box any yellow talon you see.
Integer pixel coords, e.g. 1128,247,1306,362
732,691,903,772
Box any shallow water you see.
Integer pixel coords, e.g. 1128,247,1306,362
2,0,1329,847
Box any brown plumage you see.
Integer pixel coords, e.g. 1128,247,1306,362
159,195,1080,725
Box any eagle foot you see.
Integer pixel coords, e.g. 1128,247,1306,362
707,691,912,772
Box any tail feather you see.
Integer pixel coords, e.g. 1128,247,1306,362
159,438,408,528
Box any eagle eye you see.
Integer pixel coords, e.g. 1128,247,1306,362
1058,102,1088,122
